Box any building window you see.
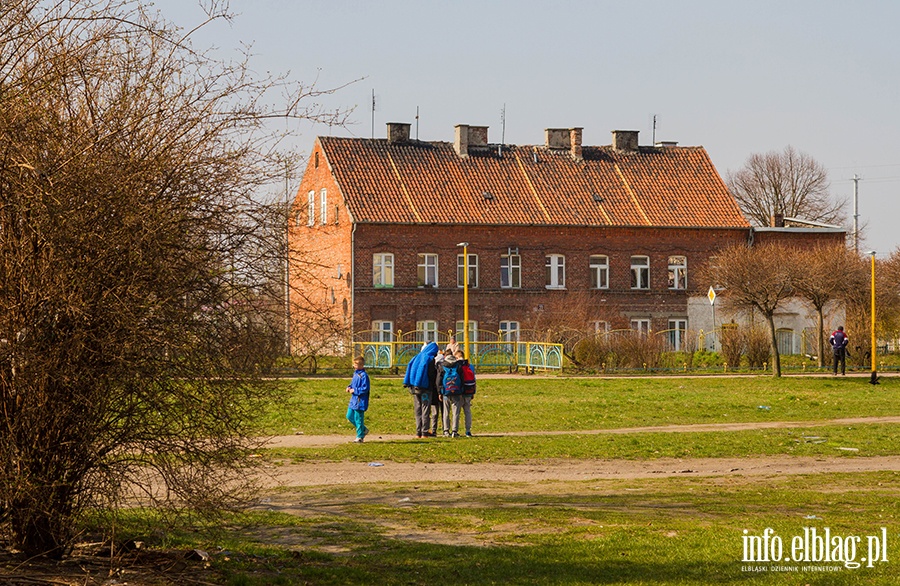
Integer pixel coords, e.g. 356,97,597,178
457,254,478,288
416,320,439,344
545,254,565,289
630,319,651,335
320,188,327,224
417,253,438,288
668,256,687,290
631,255,650,289
371,320,393,342
307,190,315,227
593,320,609,334
590,255,609,289
373,253,394,287
501,254,521,288
314,151,319,168
499,321,520,342
668,319,687,351
455,320,478,347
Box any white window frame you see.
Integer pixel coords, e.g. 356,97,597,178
417,253,439,288
500,254,521,289
307,190,315,227
668,255,687,290
631,255,650,290
590,255,609,289
668,318,687,351
631,319,651,335
593,320,609,334
371,320,394,343
320,188,327,225
545,254,566,289
373,253,394,288
457,254,479,288
416,320,439,344
499,321,520,342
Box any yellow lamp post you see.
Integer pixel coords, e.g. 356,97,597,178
866,251,879,385
457,242,470,359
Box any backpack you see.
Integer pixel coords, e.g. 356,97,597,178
462,363,476,395
442,362,463,395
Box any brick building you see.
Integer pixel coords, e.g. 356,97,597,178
288,123,845,354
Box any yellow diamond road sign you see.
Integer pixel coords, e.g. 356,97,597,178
707,286,716,305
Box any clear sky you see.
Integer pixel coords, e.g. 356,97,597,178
152,0,900,254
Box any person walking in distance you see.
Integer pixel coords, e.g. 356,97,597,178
829,325,849,376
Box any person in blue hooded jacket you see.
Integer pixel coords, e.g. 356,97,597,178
403,341,438,438
346,356,370,442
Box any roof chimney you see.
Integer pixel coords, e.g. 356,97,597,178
454,124,489,157
570,127,583,161
454,124,469,157
545,128,584,160
655,141,678,148
771,213,785,228
545,128,569,150
386,122,410,144
612,130,639,152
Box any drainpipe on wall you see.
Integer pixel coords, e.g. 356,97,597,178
350,221,357,350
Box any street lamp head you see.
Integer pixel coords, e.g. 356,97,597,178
865,250,877,256
457,242,469,247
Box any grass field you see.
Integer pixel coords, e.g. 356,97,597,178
84,375,900,584
259,375,900,437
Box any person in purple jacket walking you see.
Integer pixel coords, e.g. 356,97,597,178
346,356,371,442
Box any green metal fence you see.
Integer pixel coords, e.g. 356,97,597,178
353,329,563,371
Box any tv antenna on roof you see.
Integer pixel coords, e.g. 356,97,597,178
652,114,657,145
415,106,420,140
499,103,506,157
371,89,376,138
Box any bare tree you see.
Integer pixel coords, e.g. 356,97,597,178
0,0,350,558
792,245,865,367
727,146,845,227
876,251,900,344
520,290,615,367
701,244,797,376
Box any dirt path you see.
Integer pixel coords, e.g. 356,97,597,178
265,415,900,448
262,455,900,487
260,415,900,487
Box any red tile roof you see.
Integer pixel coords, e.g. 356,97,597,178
318,137,750,228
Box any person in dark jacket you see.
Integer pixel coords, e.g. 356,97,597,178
429,350,445,436
829,325,849,375
403,342,438,438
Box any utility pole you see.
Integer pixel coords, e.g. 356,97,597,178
852,174,861,254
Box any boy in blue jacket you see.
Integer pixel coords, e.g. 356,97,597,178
346,356,370,442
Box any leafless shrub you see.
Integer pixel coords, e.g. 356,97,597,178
719,327,745,369
745,327,771,368
0,0,350,558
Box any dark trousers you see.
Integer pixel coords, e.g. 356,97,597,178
413,393,430,436
833,349,846,375
430,392,443,433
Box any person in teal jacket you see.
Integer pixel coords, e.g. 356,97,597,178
346,356,370,442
